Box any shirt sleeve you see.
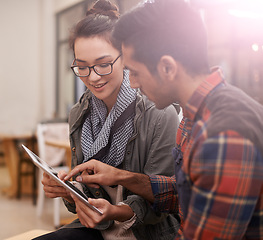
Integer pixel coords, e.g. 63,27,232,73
149,175,179,214
181,131,263,239
115,202,137,230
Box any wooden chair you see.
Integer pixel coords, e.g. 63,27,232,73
0,134,37,203
0,139,4,165
16,136,38,205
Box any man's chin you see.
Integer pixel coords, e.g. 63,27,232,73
153,102,167,110
139,91,168,109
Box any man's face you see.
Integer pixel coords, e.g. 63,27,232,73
122,44,173,109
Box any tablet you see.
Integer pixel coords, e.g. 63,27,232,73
22,144,103,215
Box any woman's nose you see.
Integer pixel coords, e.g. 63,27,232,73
88,68,102,82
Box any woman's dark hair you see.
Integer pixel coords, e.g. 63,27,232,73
69,0,121,52
113,0,210,76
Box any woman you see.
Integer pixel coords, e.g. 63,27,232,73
34,1,180,239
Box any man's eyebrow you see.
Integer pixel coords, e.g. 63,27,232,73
124,65,135,72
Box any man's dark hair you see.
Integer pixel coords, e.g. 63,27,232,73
113,0,210,75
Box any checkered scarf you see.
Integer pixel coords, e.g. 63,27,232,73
81,71,136,167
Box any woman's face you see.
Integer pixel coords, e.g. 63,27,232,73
74,36,123,111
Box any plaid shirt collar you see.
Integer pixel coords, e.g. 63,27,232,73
184,68,225,121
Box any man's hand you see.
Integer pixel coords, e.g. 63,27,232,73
64,160,123,188
65,159,155,203
42,170,73,203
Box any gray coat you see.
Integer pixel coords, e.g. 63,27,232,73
63,90,180,240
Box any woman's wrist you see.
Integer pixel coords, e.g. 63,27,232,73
111,204,134,222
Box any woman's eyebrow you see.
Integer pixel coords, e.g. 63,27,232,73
75,55,112,64
95,55,112,62
75,58,86,63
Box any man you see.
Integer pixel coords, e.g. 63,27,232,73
65,0,263,238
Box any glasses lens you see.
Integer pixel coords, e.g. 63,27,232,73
73,66,90,77
94,64,112,75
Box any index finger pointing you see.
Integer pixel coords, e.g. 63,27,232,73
64,162,94,181
64,165,83,181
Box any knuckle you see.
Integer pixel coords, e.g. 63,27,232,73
89,222,96,228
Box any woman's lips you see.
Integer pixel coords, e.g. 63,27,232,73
90,82,108,89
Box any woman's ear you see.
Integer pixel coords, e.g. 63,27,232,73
157,55,178,82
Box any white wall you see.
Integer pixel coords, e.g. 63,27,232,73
0,0,41,135
0,0,81,135
53,0,83,12
0,0,139,136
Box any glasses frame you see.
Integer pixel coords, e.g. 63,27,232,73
71,54,122,77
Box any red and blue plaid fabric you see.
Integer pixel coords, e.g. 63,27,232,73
151,69,263,239
150,117,191,234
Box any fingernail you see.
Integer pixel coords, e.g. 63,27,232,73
76,176,82,182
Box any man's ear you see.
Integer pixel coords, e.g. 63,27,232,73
157,55,178,82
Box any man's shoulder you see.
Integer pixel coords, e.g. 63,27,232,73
204,84,263,152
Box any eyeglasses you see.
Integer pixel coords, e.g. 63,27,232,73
71,54,122,77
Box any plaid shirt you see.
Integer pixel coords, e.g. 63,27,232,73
151,117,191,235
150,69,263,239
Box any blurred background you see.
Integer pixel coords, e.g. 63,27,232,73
0,0,262,239
0,0,263,135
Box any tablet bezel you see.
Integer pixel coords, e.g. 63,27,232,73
22,144,103,215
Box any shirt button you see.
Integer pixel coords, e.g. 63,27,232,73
127,151,131,155
95,191,100,196
72,147,76,152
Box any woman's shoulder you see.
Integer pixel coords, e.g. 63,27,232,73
71,90,91,110
68,90,91,124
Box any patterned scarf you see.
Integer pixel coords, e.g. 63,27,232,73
81,71,136,167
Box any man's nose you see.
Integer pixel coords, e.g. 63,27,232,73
129,77,140,89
